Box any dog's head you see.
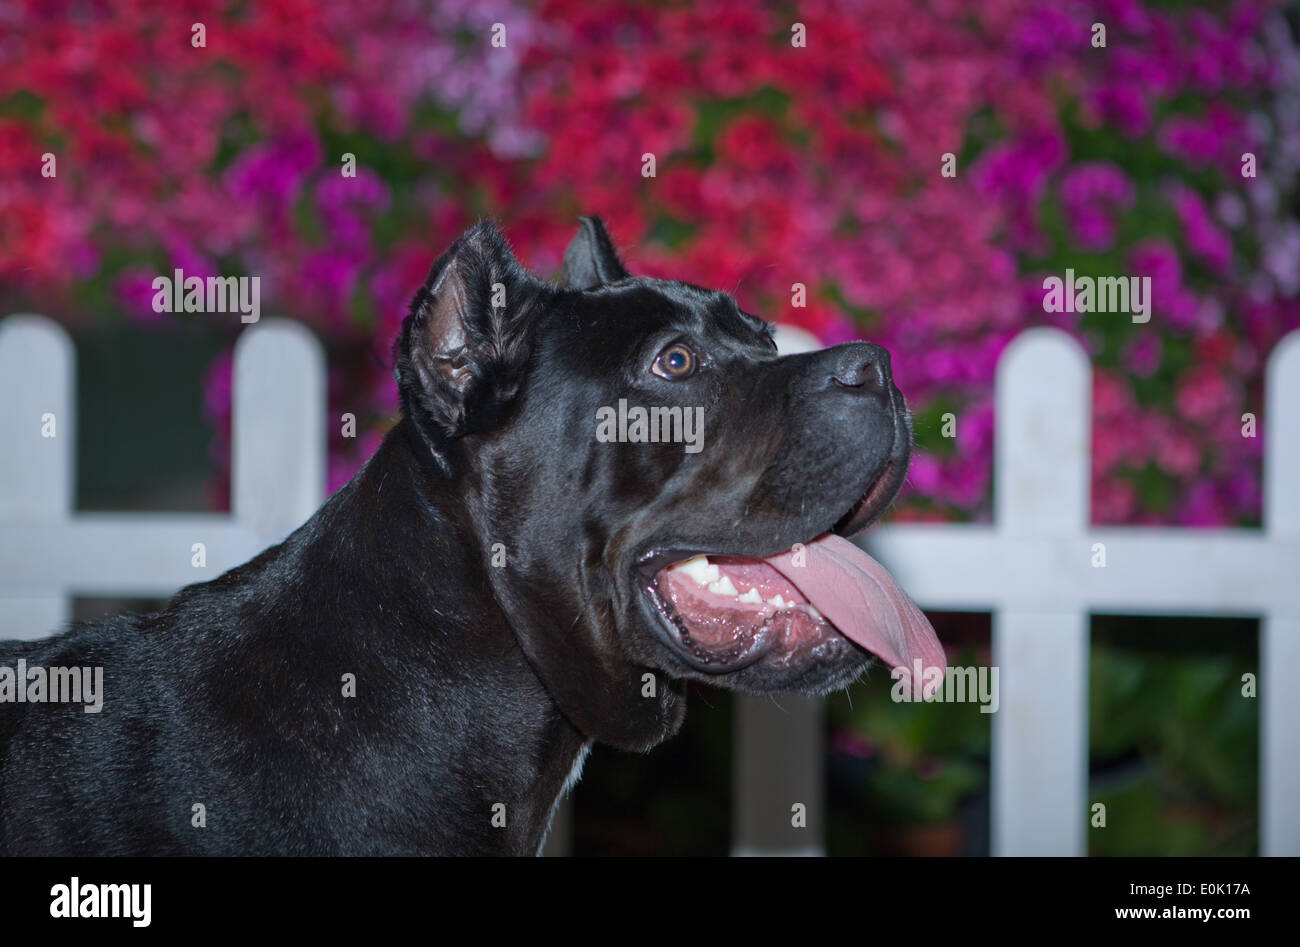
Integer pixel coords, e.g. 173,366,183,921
394,218,943,750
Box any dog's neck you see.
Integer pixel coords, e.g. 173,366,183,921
256,419,590,854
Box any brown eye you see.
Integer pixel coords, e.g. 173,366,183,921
653,343,695,379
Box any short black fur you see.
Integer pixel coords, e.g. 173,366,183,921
0,217,912,855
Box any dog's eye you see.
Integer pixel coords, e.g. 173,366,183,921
763,333,778,353
652,343,696,379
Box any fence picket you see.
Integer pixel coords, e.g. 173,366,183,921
991,329,1090,856
1,315,1296,856
0,316,74,638
1263,331,1300,856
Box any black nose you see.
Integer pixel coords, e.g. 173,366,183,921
828,342,892,391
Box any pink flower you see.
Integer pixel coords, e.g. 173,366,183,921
1176,364,1233,427
1092,478,1137,523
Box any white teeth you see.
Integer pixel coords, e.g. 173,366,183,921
806,605,823,620
673,555,719,586
707,576,739,597
671,557,804,612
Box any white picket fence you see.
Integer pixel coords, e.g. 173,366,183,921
1,313,1297,857
0,315,325,636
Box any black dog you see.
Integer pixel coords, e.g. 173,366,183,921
0,218,942,855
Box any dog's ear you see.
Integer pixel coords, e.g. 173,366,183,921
395,222,545,446
558,215,630,290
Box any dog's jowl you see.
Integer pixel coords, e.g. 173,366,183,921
0,217,944,855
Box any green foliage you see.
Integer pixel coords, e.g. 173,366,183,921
1088,622,1258,855
827,644,991,826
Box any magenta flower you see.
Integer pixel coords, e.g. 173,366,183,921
1122,332,1163,378
1170,186,1234,275
2,0,1296,532
1089,83,1152,138
1060,162,1137,251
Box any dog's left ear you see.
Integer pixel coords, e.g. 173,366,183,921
395,221,546,450
558,216,630,289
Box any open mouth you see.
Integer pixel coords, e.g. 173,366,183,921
833,459,903,536
639,467,946,691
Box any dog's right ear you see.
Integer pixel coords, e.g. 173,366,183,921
559,216,630,290
394,222,546,450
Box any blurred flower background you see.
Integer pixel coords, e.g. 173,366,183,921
1,0,1296,854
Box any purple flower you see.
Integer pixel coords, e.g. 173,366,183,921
1170,186,1234,274
1158,116,1222,168
1224,467,1261,512
1178,478,1228,527
298,249,366,328
202,351,233,429
1128,239,1201,331
974,130,1066,204
315,169,391,250
1011,6,1081,67
1122,332,1162,377
973,130,1066,250
1094,0,1154,35
1089,83,1151,137
223,135,324,213
113,268,167,325
1060,162,1136,251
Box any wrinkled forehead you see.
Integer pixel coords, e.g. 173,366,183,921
546,279,771,354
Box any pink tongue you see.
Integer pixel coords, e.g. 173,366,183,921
764,534,946,698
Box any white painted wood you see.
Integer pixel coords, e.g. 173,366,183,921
1261,618,1300,857
2,315,1297,857
0,316,74,638
991,328,1090,856
0,315,73,519
996,328,1091,535
27,514,1300,614
1263,330,1300,856
0,517,258,594
772,324,820,357
992,610,1088,855
1,598,71,642
233,319,327,544
0,317,325,642
869,527,1300,613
